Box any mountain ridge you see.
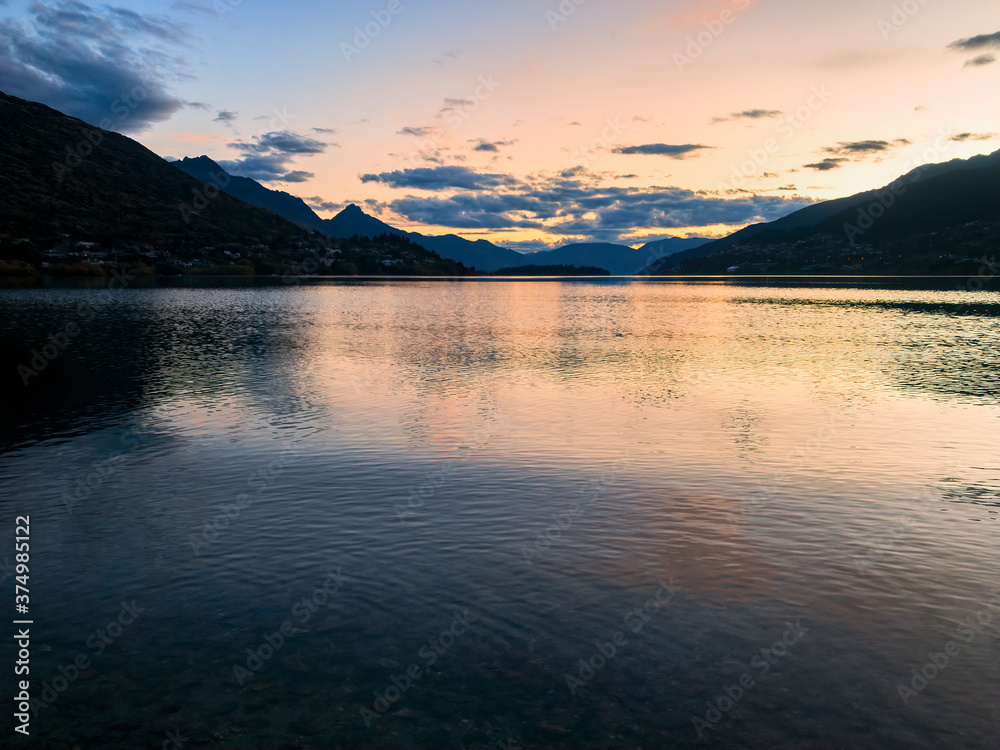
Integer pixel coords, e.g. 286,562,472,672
173,157,709,272
642,150,1000,275
0,91,472,277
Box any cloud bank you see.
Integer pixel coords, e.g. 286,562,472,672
0,0,193,132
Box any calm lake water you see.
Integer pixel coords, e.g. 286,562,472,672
1,279,998,749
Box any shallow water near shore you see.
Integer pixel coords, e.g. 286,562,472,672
1,279,997,749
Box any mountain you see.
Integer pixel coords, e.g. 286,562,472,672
637,235,713,258
0,91,472,277
518,240,706,276
329,204,407,240
173,156,329,233
408,233,525,271
169,156,708,273
643,150,1000,275
0,91,314,248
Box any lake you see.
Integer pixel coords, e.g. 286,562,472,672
1,278,997,749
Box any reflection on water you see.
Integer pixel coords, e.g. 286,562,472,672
0,280,997,749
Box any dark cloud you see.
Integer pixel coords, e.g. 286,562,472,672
950,132,996,141
214,109,237,123
307,197,343,212
370,167,814,242
216,154,301,183
398,126,435,137
313,127,337,134
360,166,519,191
803,158,848,171
823,139,908,155
0,0,193,132
947,31,1000,51
812,139,910,167
236,131,328,154
711,109,783,123
612,144,712,158
279,171,314,183
471,138,516,152
963,54,996,67
221,130,330,182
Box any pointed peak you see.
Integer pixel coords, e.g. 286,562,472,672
179,154,222,167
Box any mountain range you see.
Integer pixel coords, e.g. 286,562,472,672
3,89,996,278
173,156,709,274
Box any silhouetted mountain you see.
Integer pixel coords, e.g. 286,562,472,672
173,156,329,233
643,150,1000,275
637,235,712,258
168,158,706,274
328,204,407,240
409,234,525,271
520,241,706,276
0,91,314,248
0,91,473,277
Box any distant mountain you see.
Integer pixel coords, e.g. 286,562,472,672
519,240,708,276
407,233,525,271
643,150,1000,275
170,156,709,274
174,156,329,233
329,204,407,240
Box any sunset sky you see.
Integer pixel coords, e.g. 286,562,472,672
1,0,998,249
